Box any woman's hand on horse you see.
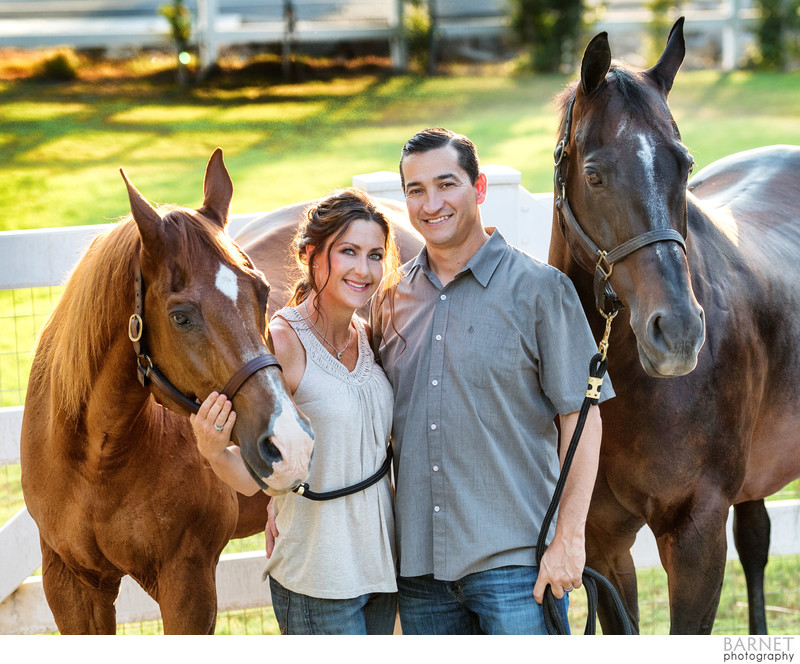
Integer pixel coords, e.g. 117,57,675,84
190,392,237,462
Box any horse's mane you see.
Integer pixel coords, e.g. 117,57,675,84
31,207,254,420
555,62,671,138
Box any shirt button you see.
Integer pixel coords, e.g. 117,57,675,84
430,424,437,430
431,380,438,386
440,294,447,300
435,334,442,341
432,465,439,472
434,506,440,512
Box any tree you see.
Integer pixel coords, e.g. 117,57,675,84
159,0,192,85
509,0,585,73
753,0,800,69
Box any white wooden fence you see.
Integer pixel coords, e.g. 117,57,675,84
0,168,797,634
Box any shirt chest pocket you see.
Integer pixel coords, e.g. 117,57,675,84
450,321,526,390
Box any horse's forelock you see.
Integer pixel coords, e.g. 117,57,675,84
161,207,253,275
557,64,673,142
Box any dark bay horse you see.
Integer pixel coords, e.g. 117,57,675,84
548,18,800,634
20,149,316,634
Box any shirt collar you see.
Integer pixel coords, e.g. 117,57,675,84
464,227,507,287
404,227,508,288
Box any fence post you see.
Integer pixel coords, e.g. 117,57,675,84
722,0,742,71
389,0,408,71
197,0,219,73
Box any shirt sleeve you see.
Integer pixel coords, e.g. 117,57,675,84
533,268,615,414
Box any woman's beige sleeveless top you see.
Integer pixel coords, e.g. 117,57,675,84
262,306,396,598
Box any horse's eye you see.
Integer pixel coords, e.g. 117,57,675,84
170,312,191,328
688,158,695,177
586,172,603,187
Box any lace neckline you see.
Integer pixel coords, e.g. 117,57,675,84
275,306,373,384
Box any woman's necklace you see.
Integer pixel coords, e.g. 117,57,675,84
303,301,353,360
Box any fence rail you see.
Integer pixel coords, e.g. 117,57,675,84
0,169,797,634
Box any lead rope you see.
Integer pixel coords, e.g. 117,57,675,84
535,312,634,635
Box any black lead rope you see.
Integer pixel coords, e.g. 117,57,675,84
292,445,393,501
535,352,634,635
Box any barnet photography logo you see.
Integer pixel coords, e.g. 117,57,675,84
723,637,796,663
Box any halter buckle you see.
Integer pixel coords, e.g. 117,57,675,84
553,139,567,167
128,314,143,343
595,250,613,280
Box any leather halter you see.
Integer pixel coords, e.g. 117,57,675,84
553,92,687,318
128,263,282,415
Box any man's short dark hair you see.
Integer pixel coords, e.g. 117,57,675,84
399,128,480,189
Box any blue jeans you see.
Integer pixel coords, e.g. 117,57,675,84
269,577,397,635
397,566,570,635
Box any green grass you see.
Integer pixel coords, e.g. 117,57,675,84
567,554,800,635
1,65,799,232
0,287,62,407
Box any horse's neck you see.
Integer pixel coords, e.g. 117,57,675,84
548,214,637,351
81,335,162,462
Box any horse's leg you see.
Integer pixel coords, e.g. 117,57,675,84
655,502,729,634
584,479,645,634
733,499,770,634
586,520,642,634
40,539,121,634
154,557,219,634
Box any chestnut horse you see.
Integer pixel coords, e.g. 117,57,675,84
548,19,800,634
21,149,317,634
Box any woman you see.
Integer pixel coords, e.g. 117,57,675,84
191,188,401,635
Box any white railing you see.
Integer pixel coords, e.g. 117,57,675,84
0,168,797,634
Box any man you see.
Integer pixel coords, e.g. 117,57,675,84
370,127,611,635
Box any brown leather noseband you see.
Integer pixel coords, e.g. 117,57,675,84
128,263,282,415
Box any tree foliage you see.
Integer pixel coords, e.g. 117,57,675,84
754,0,800,69
509,0,584,72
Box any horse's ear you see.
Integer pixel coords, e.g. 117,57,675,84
646,17,686,95
198,147,233,229
580,31,612,96
120,168,164,249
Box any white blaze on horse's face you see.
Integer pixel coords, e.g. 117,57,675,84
215,264,239,308
635,132,671,231
261,372,314,494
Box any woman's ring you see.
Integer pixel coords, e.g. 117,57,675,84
564,586,574,593
214,423,224,432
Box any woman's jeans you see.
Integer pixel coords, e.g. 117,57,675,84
269,577,397,635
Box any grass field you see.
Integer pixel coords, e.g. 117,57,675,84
1,51,799,232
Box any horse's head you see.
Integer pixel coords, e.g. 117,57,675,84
553,17,705,377
120,149,314,494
